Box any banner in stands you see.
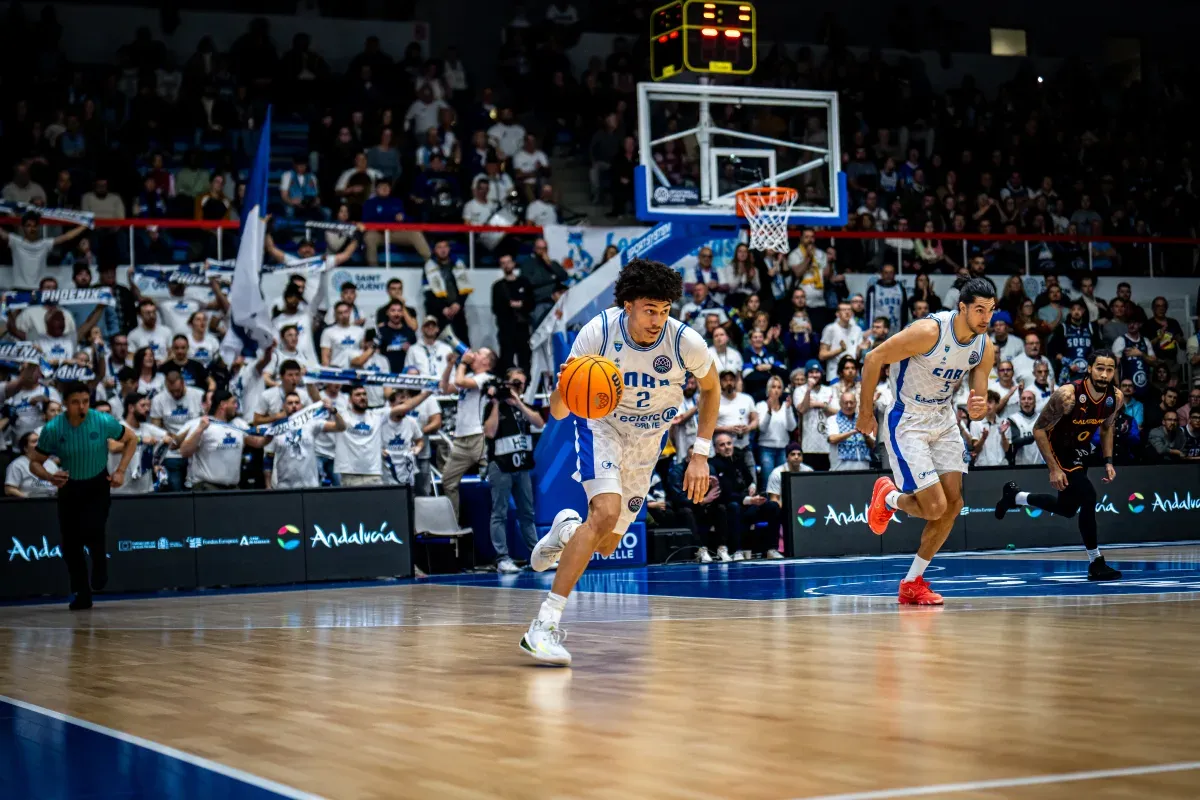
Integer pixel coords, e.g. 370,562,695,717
302,488,412,581
784,465,1200,556
0,488,413,600
192,492,307,587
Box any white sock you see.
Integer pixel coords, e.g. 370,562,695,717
885,490,901,510
538,592,568,625
1086,548,1101,563
1015,492,1030,506
903,556,931,582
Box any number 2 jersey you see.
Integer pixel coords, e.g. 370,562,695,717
569,307,715,435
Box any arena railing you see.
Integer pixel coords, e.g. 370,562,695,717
6,217,1198,276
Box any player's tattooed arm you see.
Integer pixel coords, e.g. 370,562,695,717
1033,385,1075,432
1102,388,1126,430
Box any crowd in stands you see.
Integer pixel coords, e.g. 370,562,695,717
2,5,1200,570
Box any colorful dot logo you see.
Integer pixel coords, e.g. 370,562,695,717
277,524,301,550
796,505,817,527
1023,506,1043,518
1128,493,1145,514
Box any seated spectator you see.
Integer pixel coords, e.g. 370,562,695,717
741,330,785,401
511,134,550,202
679,282,728,333
175,152,211,201
1146,296,1185,369
3,162,47,205
709,432,783,560
133,174,168,218
335,152,382,209
176,388,271,491
366,127,401,183
474,157,516,207
1011,333,1052,388
409,153,462,222
198,175,232,220
279,156,324,220
415,127,447,169
1143,386,1180,433
708,326,743,374
487,106,525,161
404,84,450,137
4,431,59,497
525,183,558,227
1148,410,1187,463
827,391,874,471
462,178,496,226
665,445,728,563
766,441,814,508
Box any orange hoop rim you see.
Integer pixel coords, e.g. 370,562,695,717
735,186,799,217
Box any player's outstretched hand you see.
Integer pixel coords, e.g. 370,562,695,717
683,456,710,504
855,410,877,438
1103,463,1117,483
967,390,987,420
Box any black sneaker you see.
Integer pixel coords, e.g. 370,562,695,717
68,593,94,611
1088,556,1122,582
995,481,1020,520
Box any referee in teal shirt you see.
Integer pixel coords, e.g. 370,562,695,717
28,381,137,610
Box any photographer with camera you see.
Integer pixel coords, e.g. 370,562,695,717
440,346,497,521
483,367,542,574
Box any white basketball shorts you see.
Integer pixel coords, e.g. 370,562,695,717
573,416,667,535
883,405,968,494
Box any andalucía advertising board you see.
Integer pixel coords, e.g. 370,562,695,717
301,487,412,581
193,491,306,586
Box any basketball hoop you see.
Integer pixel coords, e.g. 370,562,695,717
736,187,798,252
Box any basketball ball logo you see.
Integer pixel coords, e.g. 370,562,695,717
594,394,611,411
628,497,644,512
653,355,672,374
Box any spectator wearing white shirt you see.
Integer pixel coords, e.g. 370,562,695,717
766,443,814,504
2,164,47,205
462,178,497,226
132,347,166,398
1011,333,1053,388
525,183,559,227
264,393,346,490
176,389,271,491
4,431,60,497
0,211,88,289
715,369,759,477
474,160,516,206
273,291,318,365
990,312,1025,365
253,360,318,426
1006,390,1045,466
320,302,367,366
157,285,203,336
679,282,729,332
966,390,1010,467
1029,361,1057,414
404,85,450,136
856,192,889,227
184,311,221,367
511,134,550,201
30,307,77,366
439,347,497,520
276,325,309,372
322,281,367,326
381,397,426,487
487,107,526,160
988,361,1023,419
708,327,744,374
334,384,420,486
127,299,174,362
407,317,455,377
6,278,79,341
754,376,797,481
818,301,864,382
109,392,170,495
792,360,835,471
394,380,443,496
150,366,207,491
229,344,282,426
332,331,392,408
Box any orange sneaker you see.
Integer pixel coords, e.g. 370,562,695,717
867,476,897,535
898,575,944,605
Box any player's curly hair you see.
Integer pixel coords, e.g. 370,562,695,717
614,259,683,307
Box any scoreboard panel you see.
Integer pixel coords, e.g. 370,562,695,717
683,0,755,75
651,0,755,80
650,1,684,81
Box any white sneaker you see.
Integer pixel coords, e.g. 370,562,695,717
531,509,582,572
716,546,732,563
732,550,745,561
496,556,521,574
519,618,572,666
697,547,712,563
766,549,785,560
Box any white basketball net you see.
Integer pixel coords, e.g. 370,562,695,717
736,188,798,252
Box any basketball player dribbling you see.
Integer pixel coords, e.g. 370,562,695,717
520,259,720,665
992,349,1123,581
858,278,997,605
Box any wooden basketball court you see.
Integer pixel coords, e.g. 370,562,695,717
3,545,1200,799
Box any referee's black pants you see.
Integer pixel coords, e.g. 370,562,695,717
58,473,112,596
1026,468,1099,551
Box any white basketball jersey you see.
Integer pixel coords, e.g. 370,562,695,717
569,307,714,430
890,310,986,415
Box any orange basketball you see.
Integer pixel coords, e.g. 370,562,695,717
558,356,623,419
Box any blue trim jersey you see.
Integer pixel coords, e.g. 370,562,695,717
569,308,715,428
888,310,986,416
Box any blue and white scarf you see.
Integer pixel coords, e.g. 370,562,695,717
0,201,95,229
305,368,439,391
2,288,115,309
835,411,870,464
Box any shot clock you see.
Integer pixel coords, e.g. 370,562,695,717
651,0,756,80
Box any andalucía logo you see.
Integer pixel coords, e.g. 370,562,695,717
310,521,404,548
8,536,62,562
277,524,301,550
1150,492,1200,512
795,505,817,527
1128,492,1145,513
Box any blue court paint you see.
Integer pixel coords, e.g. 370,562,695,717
0,696,320,800
427,550,1200,601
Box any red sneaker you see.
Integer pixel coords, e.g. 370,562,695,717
898,576,944,605
867,476,897,535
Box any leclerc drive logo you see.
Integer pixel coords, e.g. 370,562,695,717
277,525,301,550
1128,493,1145,513
795,505,817,527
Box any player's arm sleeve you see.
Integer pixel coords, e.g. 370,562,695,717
567,316,605,359
678,326,715,379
